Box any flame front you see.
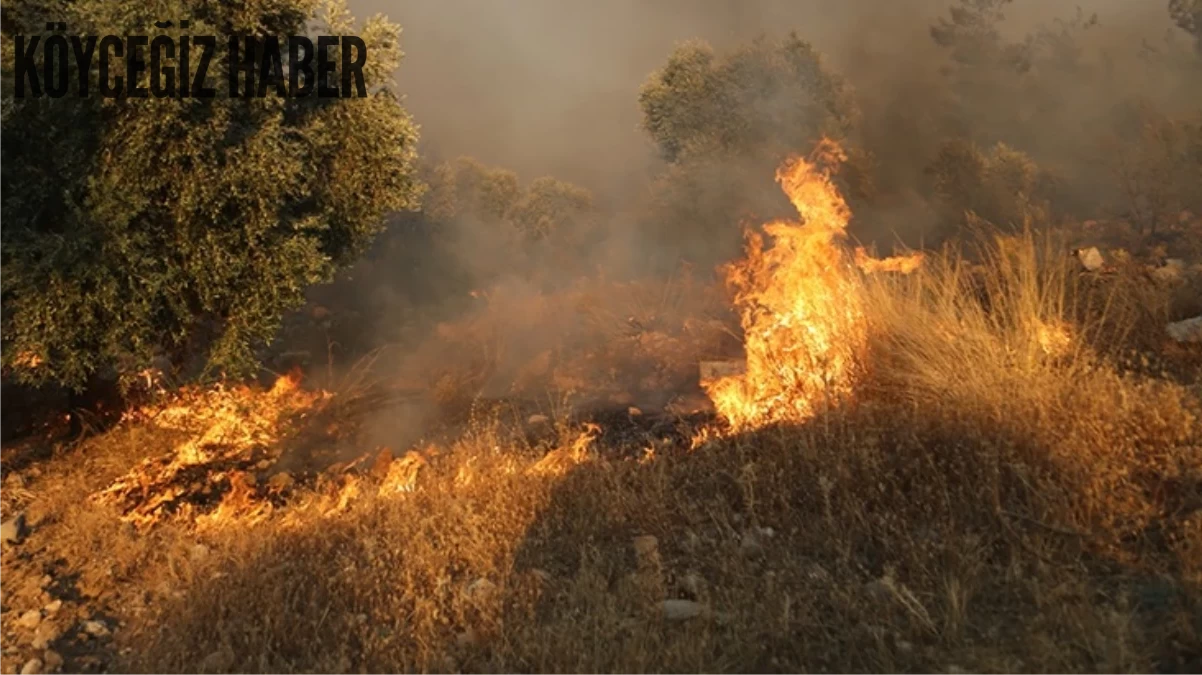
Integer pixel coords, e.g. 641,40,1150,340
705,139,915,431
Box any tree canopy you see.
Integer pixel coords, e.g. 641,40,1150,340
0,0,423,389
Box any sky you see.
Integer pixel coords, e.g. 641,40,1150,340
349,0,1166,201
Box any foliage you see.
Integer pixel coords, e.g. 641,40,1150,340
1103,105,1202,233
423,157,597,245
0,0,423,389
926,140,1055,233
638,34,859,164
636,34,866,271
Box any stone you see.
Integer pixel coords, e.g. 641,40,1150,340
1168,316,1202,344
41,652,62,672
662,599,708,621
465,578,497,601
526,414,550,426
42,600,61,615
199,648,235,673
19,659,42,675
30,621,60,650
699,360,746,386
1075,247,1104,272
740,530,765,558
1,513,28,547
17,610,42,630
81,620,109,638
627,406,643,417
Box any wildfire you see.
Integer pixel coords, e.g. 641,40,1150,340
93,369,330,531
704,139,919,431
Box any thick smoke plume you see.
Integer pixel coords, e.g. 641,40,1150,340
289,0,1201,447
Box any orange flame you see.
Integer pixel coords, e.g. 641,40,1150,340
704,139,916,431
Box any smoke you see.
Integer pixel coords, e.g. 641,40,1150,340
303,0,1200,431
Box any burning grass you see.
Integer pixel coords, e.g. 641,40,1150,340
4,144,1202,674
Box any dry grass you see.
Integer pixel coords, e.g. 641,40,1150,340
3,234,1202,673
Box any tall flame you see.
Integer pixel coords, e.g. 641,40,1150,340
705,139,916,431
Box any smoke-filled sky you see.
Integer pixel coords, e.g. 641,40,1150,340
350,0,1157,203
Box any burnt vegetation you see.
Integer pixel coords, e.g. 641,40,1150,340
2,0,1202,673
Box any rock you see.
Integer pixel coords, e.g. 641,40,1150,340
19,659,42,675
38,576,52,589
17,609,42,630
805,563,831,583
662,599,708,621
42,600,61,615
864,579,893,601
256,459,272,470
199,648,235,672
740,530,765,558
627,406,643,417
465,578,497,601
81,620,109,638
1,513,28,546
1167,316,1202,344
40,652,61,673
699,360,747,386
526,414,550,426
31,622,60,650
1075,247,1104,272
267,472,294,490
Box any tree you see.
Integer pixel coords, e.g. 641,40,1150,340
926,139,1055,235
0,0,423,390
636,34,865,272
639,34,860,164
417,156,600,288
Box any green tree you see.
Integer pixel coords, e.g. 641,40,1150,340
927,139,1055,234
639,34,859,164
636,34,864,272
1,0,423,390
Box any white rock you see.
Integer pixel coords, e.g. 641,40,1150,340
1,513,27,546
662,599,708,621
42,600,61,615
20,658,42,675
1075,247,1104,271
1167,315,1202,343
81,620,109,638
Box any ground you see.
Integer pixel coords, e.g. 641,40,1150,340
2,221,1202,673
